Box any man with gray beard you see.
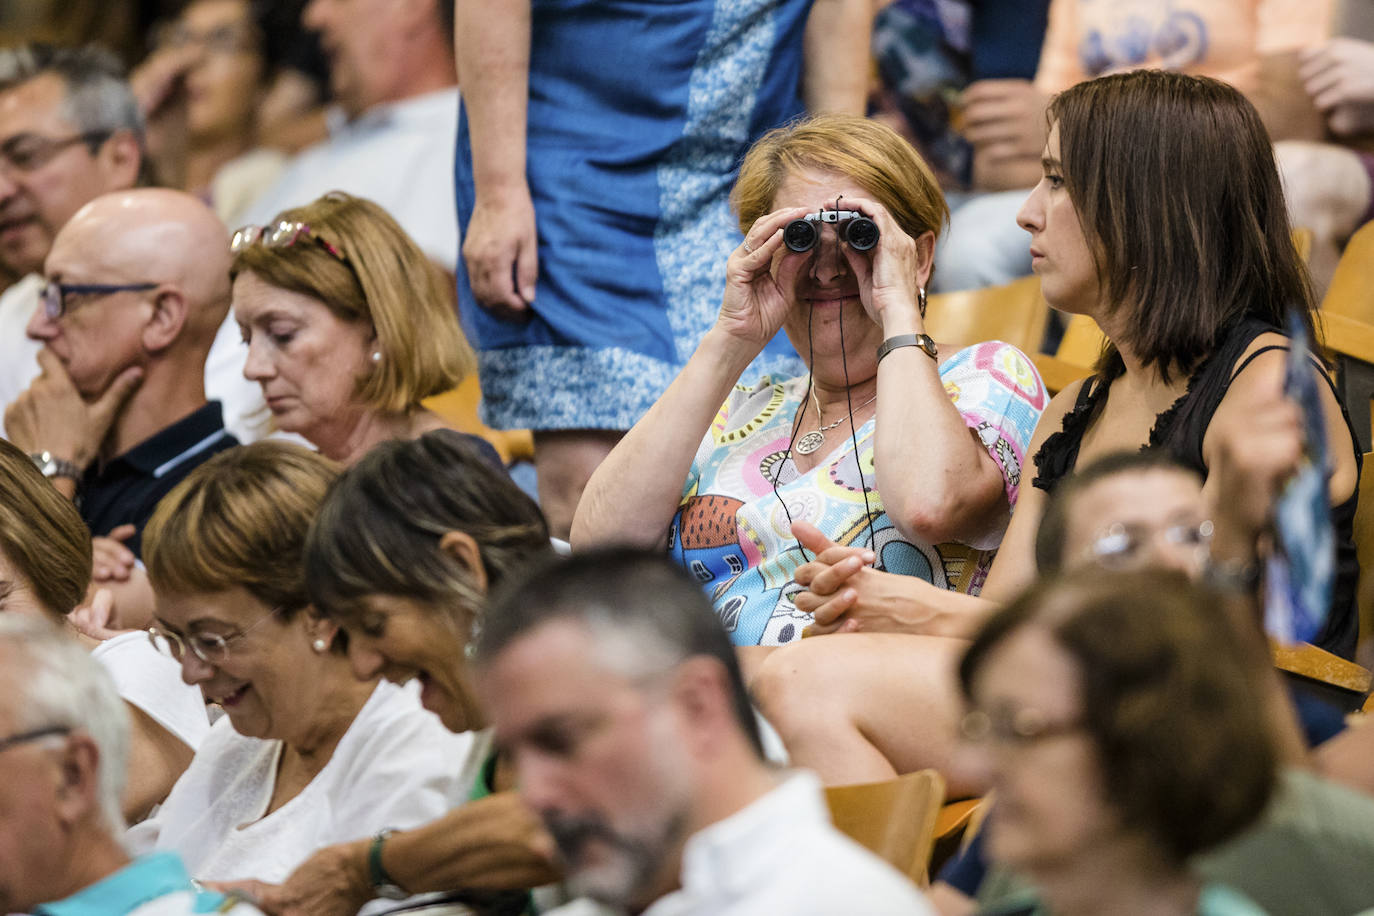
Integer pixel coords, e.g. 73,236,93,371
474,548,932,915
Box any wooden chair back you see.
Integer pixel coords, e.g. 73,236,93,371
924,275,1049,355
825,768,945,887
423,375,535,464
1354,451,1374,668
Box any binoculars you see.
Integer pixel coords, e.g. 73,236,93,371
783,209,880,253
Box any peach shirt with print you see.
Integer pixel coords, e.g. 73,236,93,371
1034,0,1333,94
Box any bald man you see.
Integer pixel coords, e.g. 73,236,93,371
5,188,239,561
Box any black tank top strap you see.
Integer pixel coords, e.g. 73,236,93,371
1031,375,1108,492
1148,318,1280,474
1228,344,1292,385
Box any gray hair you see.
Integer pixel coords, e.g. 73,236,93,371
476,548,765,758
0,615,130,834
0,44,145,152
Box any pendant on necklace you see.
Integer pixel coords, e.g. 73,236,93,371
795,430,826,455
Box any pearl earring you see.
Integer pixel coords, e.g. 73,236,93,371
312,638,328,653
370,350,382,363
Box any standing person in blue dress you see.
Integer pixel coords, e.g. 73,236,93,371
454,0,873,537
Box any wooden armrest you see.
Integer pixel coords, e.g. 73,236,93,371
1318,311,1374,366
1270,639,1373,695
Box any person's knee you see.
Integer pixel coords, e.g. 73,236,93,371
932,191,1035,292
1275,140,1371,241
534,429,623,536
750,638,853,736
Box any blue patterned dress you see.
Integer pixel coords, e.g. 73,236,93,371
455,0,814,431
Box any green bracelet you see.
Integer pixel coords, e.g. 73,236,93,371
368,829,408,900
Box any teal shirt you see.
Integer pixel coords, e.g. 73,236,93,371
32,852,255,916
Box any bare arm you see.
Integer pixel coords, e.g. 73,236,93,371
839,196,1011,544
792,381,1080,635
571,329,760,549
221,791,558,916
571,205,812,549
455,0,537,316
802,0,873,115
122,704,193,824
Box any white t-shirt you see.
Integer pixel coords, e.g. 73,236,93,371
0,273,44,440
127,679,482,887
90,631,211,750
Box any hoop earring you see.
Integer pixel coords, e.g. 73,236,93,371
917,286,927,319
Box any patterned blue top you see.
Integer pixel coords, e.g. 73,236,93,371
456,0,815,431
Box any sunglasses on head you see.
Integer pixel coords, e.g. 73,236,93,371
230,220,347,263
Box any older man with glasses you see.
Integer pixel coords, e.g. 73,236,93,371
0,44,146,440
0,614,263,916
4,187,240,633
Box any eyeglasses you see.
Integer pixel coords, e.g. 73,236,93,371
0,130,111,174
41,280,159,321
960,707,1083,747
1086,518,1213,571
147,606,280,667
231,220,348,263
155,21,261,56
0,725,71,755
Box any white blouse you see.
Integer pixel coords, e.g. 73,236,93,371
127,679,484,888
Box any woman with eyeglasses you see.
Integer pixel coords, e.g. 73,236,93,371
230,191,495,467
0,437,209,825
221,429,558,915
126,441,483,899
133,0,324,226
958,570,1277,916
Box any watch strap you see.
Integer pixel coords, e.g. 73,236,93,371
876,333,938,363
29,451,81,481
368,828,408,899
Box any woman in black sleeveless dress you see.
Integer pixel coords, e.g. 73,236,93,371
754,69,1362,788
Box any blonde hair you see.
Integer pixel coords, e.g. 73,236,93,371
0,439,91,617
231,192,476,413
731,114,949,273
144,442,337,619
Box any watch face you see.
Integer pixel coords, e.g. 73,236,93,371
375,884,409,901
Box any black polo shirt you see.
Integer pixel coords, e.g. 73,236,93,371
78,401,240,559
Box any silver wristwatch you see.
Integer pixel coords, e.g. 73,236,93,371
29,451,81,481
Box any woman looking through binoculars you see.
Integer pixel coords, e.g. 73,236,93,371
574,115,1047,659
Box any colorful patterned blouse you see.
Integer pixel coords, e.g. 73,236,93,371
669,340,1047,645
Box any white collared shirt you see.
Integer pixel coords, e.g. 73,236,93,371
551,771,935,916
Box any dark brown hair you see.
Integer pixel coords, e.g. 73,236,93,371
1049,71,1315,382
0,439,91,616
959,570,1277,864
304,430,550,635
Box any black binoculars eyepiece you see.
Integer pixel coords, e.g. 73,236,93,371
783,209,879,253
